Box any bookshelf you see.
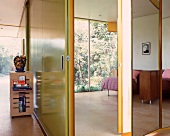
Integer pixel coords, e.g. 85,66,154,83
10,71,33,117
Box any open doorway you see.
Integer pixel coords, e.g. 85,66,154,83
74,0,119,135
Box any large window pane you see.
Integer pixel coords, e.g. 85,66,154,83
74,19,118,92
0,37,22,75
74,19,89,92
90,21,117,90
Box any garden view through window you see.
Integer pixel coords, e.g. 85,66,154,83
0,37,22,76
74,19,118,92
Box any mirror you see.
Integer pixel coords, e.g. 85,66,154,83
162,0,170,128
132,0,160,135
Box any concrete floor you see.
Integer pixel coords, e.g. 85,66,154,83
75,91,170,136
133,94,170,136
75,91,121,136
0,75,43,136
1,74,170,136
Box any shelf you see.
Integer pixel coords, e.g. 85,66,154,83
10,71,33,117
12,87,32,91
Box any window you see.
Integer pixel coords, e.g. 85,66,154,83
74,19,117,92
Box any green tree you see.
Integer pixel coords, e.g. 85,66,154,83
0,46,10,74
74,19,118,92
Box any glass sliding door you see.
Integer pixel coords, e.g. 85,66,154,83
74,19,89,92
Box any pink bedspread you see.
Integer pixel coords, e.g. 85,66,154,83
101,76,138,91
162,78,170,92
101,76,118,91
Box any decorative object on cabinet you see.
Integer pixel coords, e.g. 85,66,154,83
10,71,33,117
13,55,26,72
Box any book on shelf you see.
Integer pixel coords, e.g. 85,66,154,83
19,95,26,112
12,86,32,91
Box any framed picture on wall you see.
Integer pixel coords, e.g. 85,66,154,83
142,42,151,55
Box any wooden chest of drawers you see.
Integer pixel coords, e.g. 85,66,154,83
139,70,159,104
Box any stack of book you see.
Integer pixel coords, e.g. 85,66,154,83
12,75,32,91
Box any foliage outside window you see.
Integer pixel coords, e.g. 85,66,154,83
0,38,21,75
74,19,117,92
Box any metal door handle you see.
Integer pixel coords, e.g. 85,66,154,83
61,55,64,71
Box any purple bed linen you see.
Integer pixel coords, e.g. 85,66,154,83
132,78,138,91
162,78,170,92
101,76,138,91
101,76,118,91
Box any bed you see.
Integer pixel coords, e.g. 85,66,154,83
162,69,170,94
101,70,140,96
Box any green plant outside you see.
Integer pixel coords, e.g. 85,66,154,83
0,38,21,75
74,19,117,92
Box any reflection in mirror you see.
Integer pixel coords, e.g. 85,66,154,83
132,0,159,135
162,0,170,128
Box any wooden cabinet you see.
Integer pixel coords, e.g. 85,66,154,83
10,71,33,117
139,70,159,104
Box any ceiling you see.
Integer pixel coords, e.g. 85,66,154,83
0,0,25,37
75,0,170,21
75,0,118,22
0,0,169,38
75,0,159,22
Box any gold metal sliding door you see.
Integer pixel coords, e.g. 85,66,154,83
29,0,71,135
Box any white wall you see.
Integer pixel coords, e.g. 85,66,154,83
133,14,159,70
120,0,132,133
163,18,170,69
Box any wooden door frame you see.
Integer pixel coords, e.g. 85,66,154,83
69,0,132,135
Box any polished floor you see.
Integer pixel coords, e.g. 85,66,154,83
75,91,170,136
133,94,170,136
133,94,159,136
75,90,121,136
0,75,43,136
1,74,170,136
146,128,170,136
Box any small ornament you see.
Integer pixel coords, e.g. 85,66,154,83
13,55,26,72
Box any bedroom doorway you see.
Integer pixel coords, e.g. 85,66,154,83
74,0,119,135
74,19,119,136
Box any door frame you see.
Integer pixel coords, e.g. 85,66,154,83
68,0,132,135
